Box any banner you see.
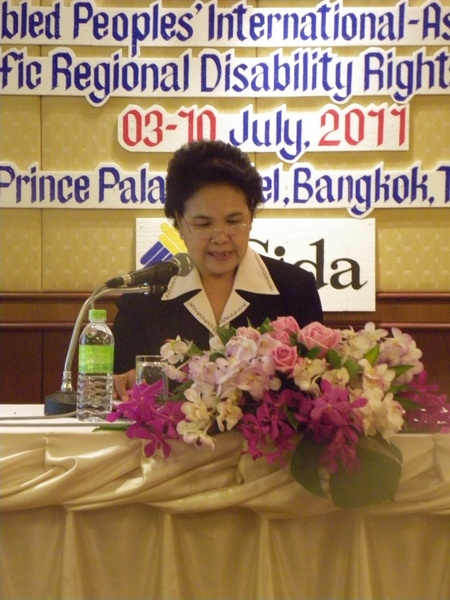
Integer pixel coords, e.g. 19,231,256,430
136,218,376,311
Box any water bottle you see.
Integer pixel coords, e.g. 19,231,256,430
77,308,114,421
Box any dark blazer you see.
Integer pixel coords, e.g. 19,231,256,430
112,254,323,373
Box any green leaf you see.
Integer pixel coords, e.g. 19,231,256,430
364,432,403,462
187,342,203,356
396,396,422,411
363,344,380,366
284,406,300,431
209,351,226,362
257,318,274,333
329,437,402,508
390,383,409,395
94,423,130,432
391,364,414,378
296,342,310,357
306,346,322,360
291,433,327,499
343,358,361,381
171,379,195,400
289,332,300,345
326,349,343,369
216,325,236,345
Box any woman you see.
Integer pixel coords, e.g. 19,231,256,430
113,140,323,400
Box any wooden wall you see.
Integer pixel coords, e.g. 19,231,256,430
0,292,449,404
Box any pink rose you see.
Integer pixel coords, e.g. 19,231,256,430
235,326,261,342
272,344,299,374
270,316,301,344
297,322,342,358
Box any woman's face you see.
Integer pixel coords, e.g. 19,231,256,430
178,183,252,280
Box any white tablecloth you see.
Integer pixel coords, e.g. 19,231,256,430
1,405,449,600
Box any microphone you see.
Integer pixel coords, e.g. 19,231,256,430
105,253,193,288
44,254,193,416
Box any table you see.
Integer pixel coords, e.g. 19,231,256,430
1,404,449,600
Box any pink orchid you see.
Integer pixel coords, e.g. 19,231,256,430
294,380,367,472
107,380,184,458
400,370,450,433
239,388,299,463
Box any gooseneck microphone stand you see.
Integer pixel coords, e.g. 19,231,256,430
44,283,166,416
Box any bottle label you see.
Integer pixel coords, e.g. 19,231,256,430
79,345,114,373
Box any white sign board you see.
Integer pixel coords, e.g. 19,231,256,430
136,218,376,312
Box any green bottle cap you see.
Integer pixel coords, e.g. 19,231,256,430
88,309,107,322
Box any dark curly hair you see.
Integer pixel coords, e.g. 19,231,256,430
164,140,263,223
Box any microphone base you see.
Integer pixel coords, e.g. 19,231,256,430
44,391,77,416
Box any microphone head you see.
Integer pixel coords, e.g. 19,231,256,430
173,253,194,276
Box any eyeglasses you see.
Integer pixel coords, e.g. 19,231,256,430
183,220,251,240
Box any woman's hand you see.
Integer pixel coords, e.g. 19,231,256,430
113,369,136,401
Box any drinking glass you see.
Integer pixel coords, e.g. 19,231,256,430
135,355,169,402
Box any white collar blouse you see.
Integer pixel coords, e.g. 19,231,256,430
162,248,280,336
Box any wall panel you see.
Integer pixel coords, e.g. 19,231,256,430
0,330,42,404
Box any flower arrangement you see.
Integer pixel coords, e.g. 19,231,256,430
106,318,449,508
